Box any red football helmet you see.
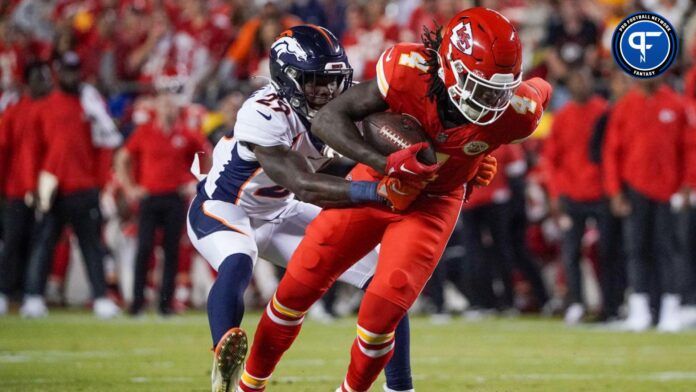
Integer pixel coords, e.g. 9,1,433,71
438,7,522,125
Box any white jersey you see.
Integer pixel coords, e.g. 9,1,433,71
203,84,325,220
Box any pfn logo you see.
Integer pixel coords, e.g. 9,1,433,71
628,31,662,63
612,12,677,78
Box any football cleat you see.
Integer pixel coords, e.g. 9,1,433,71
94,297,121,319
0,294,8,316
20,295,48,318
212,327,248,392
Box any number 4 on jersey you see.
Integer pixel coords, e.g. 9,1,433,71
510,95,537,115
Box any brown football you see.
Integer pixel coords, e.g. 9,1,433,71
361,112,437,165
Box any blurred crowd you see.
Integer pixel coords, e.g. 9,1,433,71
1,0,696,330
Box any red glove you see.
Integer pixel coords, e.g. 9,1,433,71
472,155,497,187
377,176,424,212
464,155,497,201
385,142,439,183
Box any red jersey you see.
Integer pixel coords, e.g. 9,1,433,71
543,96,608,201
602,86,687,201
38,90,101,195
0,96,44,198
375,43,550,194
125,122,208,195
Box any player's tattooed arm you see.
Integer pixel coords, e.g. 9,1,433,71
312,79,389,174
253,144,367,208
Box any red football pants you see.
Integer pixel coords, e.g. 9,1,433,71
243,166,463,391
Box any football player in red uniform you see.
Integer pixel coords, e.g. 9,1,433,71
239,8,551,392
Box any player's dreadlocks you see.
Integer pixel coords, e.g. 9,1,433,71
421,24,446,104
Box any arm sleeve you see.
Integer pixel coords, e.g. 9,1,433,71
124,126,143,154
0,111,11,194
685,106,696,188
602,104,624,196
542,114,561,199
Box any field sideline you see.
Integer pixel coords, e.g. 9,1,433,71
1,310,695,391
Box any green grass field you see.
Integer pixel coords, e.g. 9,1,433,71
1,310,695,391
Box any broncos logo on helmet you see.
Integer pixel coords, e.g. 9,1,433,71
272,37,309,62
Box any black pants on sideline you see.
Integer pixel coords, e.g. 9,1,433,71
508,200,550,307
132,193,186,312
685,207,696,304
560,197,625,316
0,198,35,298
624,187,675,297
425,217,470,313
25,189,107,298
459,203,511,309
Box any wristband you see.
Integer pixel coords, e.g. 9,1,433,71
349,181,382,203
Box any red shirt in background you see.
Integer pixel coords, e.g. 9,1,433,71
464,144,525,209
0,96,45,198
543,96,607,201
684,100,696,189
602,86,687,202
125,121,207,195
38,89,100,195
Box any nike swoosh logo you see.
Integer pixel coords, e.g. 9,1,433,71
256,110,272,121
390,183,408,195
385,48,394,62
399,164,417,175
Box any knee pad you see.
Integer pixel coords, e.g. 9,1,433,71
366,269,417,311
286,240,343,293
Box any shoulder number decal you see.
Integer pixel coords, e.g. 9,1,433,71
510,95,538,115
398,52,429,72
257,93,291,115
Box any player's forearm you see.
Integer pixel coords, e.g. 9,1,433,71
313,109,386,173
292,173,381,208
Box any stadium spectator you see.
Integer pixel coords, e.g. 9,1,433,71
543,0,599,76
218,0,300,86
115,92,209,316
341,1,399,80
0,61,52,315
20,52,120,319
543,68,615,324
603,77,688,332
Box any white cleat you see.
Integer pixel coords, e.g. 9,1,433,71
20,295,48,318
212,328,248,392
564,303,585,325
622,293,651,332
657,294,682,333
0,294,8,316
94,297,121,319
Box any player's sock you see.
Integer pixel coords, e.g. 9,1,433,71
207,253,253,348
384,315,413,391
344,292,406,391
241,273,325,392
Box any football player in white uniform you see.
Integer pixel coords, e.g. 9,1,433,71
187,25,415,392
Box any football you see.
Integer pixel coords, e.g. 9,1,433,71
361,112,437,165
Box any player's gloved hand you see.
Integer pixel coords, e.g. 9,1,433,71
377,176,424,212
471,155,497,187
384,142,439,183
464,155,497,202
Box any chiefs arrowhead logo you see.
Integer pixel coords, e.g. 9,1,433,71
450,22,473,55
463,141,489,156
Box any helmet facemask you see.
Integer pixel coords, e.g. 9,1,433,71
447,58,521,125
281,63,353,120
